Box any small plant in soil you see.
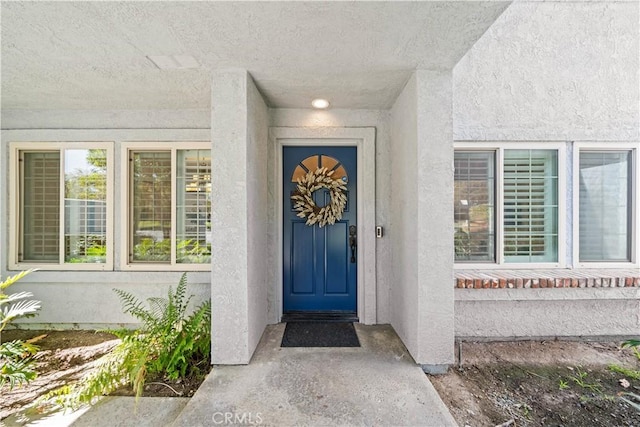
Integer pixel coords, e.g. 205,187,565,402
0,269,42,390
41,273,210,409
609,364,640,381
569,366,603,394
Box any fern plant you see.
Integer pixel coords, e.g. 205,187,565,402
42,273,210,408
0,269,41,389
114,272,211,385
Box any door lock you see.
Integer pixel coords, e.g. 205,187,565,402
349,225,357,263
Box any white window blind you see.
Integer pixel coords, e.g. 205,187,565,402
177,150,212,264
129,148,211,265
21,152,60,262
579,151,632,262
503,150,558,263
18,147,109,266
131,151,172,262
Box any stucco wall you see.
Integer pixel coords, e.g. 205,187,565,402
415,70,455,368
210,70,270,364
390,74,420,358
454,0,640,141
269,108,392,324
4,273,210,329
1,109,210,130
246,75,269,357
452,0,639,341
456,288,640,338
389,71,456,370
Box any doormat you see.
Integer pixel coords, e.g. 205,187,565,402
281,322,360,348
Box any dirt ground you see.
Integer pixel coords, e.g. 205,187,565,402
429,340,640,427
4,331,640,426
0,329,207,421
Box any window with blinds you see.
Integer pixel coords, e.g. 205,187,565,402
177,150,212,264
17,147,109,267
128,148,211,265
131,151,172,262
21,152,61,262
454,152,495,262
579,151,632,262
503,150,558,263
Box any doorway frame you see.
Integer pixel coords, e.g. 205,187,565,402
269,127,377,324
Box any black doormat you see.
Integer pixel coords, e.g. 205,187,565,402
281,322,360,347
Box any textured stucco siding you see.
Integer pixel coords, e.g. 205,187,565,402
389,70,456,368
390,73,420,358
1,109,211,130
8,274,209,329
415,70,455,366
452,0,639,341
456,289,640,338
210,70,271,364
454,0,640,141
246,75,269,356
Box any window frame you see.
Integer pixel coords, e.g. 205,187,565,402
454,142,567,269
120,142,211,271
9,141,114,271
572,142,639,268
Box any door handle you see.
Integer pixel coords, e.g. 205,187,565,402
349,225,357,263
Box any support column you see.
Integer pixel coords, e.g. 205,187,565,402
416,70,455,372
210,69,269,364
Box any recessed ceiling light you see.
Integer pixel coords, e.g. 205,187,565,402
311,99,330,109
147,55,200,70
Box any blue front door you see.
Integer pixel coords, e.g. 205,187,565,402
283,146,357,313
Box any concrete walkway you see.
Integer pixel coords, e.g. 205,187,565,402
2,324,455,427
172,324,457,427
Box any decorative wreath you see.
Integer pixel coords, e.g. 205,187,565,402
291,167,347,227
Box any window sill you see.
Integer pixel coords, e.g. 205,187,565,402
121,264,211,272
454,268,640,289
9,262,114,271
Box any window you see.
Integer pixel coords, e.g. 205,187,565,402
503,150,558,263
454,152,496,262
578,149,634,263
10,143,112,270
125,144,211,269
454,146,562,266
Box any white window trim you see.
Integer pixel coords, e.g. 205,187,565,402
120,141,211,271
453,142,567,270
9,141,114,271
572,142,639,269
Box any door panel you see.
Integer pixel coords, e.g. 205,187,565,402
283,146,357,313
325,222,348,294
291,222,315,294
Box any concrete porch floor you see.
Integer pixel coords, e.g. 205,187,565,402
172,323,457,426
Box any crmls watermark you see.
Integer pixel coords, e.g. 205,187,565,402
212,412,263,425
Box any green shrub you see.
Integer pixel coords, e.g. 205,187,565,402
43,273,210,408
113,272,211,384
0,269,41,389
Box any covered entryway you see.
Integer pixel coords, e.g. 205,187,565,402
270,128,377,331
282,146,358,317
